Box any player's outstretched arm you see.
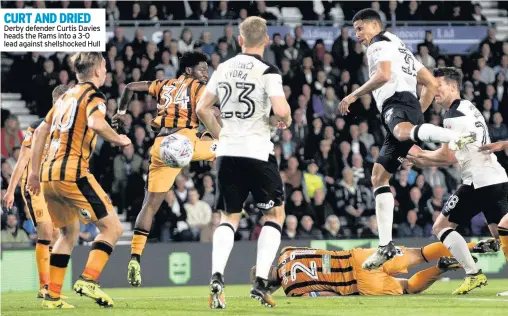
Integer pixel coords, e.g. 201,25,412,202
338,61,390,115
406,144,457,167
88,115,131,147
113,81,151,128
417,66,439,112
479,141,508,154
196,91,221,138
2,145,31,208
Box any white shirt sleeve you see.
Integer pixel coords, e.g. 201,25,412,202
367,41,393,67
263,73,285,97
205,69,219,96
414,57,424,73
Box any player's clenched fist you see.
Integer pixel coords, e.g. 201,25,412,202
116,135,132,147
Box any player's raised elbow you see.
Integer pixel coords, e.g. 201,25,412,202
377,71,391,84
33,122,50,139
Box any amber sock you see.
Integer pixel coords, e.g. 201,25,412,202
407,266,442,294
35,239,51,289
81,241,113,281
498,227,508,262
131,229,149,262
421,241,476,262
48,254,70,298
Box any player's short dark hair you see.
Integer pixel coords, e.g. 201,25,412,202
352,8,382,24
434,67,463,89
179,51,209,71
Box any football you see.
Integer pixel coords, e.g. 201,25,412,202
159,134,194,168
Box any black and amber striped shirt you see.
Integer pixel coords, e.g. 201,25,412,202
148,74,206,129
277,247,359,296
41,82,106,182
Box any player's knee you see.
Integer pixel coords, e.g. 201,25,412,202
499,214,508,228
432,222,447,237
110,219,124,240
393,123,412,142
371,173,387,188
37,222,53,241
264,205,286,226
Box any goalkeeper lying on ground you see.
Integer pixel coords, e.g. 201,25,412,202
250,240,499,297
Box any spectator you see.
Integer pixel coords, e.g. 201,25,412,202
219,25,240,55
357,54,370,85
490,112,508,142
112,144,143,213
1,116,23,159
416,44,436,70
346,42,364,75
256,0,277,21
199,174,216,208
314,139,337,182
495,55,508,81
371,1,387,24
312,188,332,227
280,129,297,160
398,210,424,237
480,43,498,68
157,51,177,79
321,52,341,85
200,212,221,243
123,45,138,73
157,30,173,53
423,2,441,21
471,3,487,22
322,215,343,239
1,213,29,245
421,30,440,60
294,26,311,55
129,2,145,20
302,161,326,201
331,26,355,68
282,215,298,240
212,0,235,20
178,28,195,53
352,153,370,187
405,0,423,21
487,84,500,111
250,215,266,241
451,3,464,21
174,175,189,207
323,87,339,123
131,29,148,58
298,215,323,240
199,31,216,57
6,146,20,170
358,121,375,150
273,143,288,171
184,189,212,240
423,167,447,191
424,186,445,235
386,0,398,26
360,215,379,239
217,39,234,62
482,99,493,123
149,4,160,22
495,72,507,107
478,57,495,85
290,109,308,146
286,190,315,221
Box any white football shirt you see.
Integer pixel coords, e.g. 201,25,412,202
206,53,285,161
367,31,424,112
443,99,508,188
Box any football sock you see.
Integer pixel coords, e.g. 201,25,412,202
36,239,51,289
82,241,113,281
256,222,282,281
421,241,476,262
499,226,508,262
407,266,442,294
410,124,458,143
48,254,70,298
131,229,149,262
438,228,478,275
211,223,236,276
374,186,394,246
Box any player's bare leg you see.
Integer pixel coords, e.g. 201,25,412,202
433,215,487,294
73,212,123,308
364,163,397,270
250,205,285,308
209,212,241,309
42,221,80,309
35,222,59,299
128,191,167,287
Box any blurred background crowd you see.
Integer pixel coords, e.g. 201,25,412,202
1,0,508,246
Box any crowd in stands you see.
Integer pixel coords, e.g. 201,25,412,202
2,0,508,245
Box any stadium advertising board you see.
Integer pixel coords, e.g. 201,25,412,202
1,237,505,291
109,25,487,56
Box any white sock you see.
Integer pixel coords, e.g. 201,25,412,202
410,123,459,143
256,222,282,280
374,186,394,246
438,228,479,275
211,223,236,276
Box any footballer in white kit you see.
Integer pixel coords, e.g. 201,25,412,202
197,17,292,309
337,8,476,270
407,67,508,296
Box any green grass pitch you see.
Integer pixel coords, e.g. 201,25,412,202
2,280,508,316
